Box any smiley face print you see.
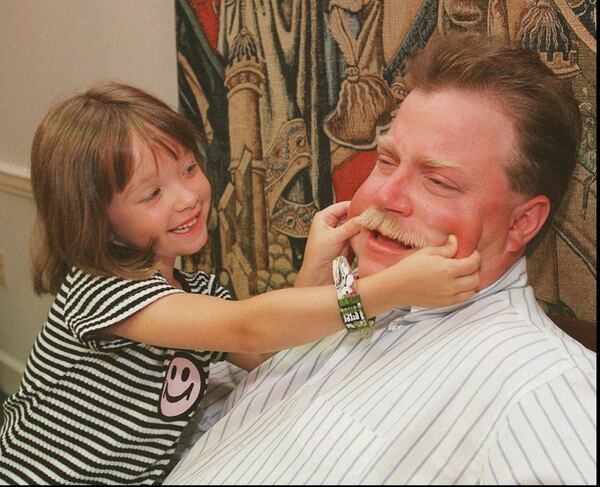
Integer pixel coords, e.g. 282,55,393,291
159,352,206,420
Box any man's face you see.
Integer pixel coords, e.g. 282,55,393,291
348,88,528,288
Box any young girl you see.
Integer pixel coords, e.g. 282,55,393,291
0,83,480,484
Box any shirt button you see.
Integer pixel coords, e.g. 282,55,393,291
387,317,406,331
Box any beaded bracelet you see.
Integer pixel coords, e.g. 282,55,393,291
333,256,375,338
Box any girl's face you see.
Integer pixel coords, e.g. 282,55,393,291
107,136,211,274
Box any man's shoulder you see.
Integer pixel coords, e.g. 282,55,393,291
467,288,594,360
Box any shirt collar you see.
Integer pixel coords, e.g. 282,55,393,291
397,257,528,323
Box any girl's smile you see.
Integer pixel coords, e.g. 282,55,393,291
169,213,202,235
107,135,212,277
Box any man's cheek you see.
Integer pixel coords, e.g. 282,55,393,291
453,231,479,259
348,184,372,219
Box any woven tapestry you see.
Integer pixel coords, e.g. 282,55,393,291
176,0,596,321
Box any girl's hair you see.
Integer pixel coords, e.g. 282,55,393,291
31,82,206,295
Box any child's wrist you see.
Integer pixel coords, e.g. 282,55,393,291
296,263,330,287
358,269,408,315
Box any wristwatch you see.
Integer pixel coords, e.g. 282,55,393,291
333,255,375,338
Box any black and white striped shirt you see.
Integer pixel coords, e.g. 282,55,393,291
0,267,229,485
166,258,596,485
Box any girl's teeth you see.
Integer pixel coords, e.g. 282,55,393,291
172,218,197,233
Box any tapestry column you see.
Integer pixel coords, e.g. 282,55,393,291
224,28,269,271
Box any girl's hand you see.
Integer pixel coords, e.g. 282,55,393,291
376,235,481,308
295,201,361,287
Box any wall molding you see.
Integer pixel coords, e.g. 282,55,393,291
0,162,32,199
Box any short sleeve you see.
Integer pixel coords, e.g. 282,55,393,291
63,268,183,351
207,278,231,300
179,270,232,301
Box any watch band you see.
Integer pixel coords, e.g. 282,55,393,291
333,255,375,338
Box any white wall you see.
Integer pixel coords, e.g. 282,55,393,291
0,0,178,393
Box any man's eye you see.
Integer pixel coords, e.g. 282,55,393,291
428,178,456,191
377,158,396,171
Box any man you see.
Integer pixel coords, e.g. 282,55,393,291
165,34,595,484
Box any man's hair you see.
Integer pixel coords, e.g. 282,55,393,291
30,82,206,294
406,33,582,254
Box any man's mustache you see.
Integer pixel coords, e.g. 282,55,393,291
355,208,427,249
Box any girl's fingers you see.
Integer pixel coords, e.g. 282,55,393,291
441,234,458,257
425,234,458,258
333,217,362,240
330,200,351,210
453,273,480,292
323,201,351,217
318,201,351,225
451,289,476,304
451,250,481,276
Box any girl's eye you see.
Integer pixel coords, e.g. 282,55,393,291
184,164,198,175
143,188,161,201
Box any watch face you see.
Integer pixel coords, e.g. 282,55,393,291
334,256,358,299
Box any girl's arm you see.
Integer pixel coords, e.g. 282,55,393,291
226,352,275,371
104,281,349,353
102,237,480,355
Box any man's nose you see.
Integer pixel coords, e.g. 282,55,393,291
373,169,413,216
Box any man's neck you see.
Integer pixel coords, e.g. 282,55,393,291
477,252,522,291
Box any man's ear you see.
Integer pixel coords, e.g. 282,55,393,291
506,195,550,253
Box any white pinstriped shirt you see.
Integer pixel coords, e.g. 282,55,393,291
166,258,596,485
